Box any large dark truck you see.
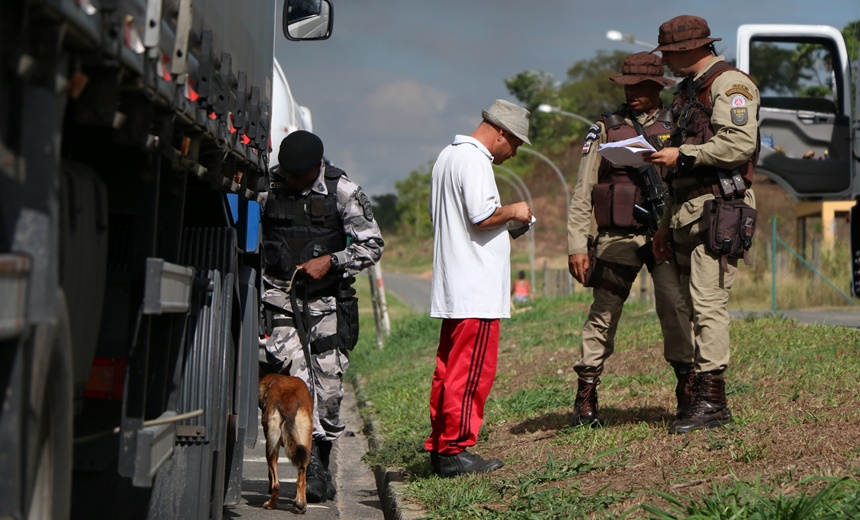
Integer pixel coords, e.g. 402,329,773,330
736,24,860,296
0,1,331,518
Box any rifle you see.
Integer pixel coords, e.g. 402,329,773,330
628,107,668,236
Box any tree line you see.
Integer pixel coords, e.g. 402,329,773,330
371,21,860,236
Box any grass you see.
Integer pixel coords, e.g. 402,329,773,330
349,286,860,519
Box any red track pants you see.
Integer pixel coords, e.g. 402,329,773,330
424,318,499,455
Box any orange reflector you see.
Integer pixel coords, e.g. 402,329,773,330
84,358,126,400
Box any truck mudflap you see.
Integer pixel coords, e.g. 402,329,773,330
0,254,31,341
852,202,860,298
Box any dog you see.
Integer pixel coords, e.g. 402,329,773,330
258,364,314,513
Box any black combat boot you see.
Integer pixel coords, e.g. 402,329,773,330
671,363,696,420
306,441,333,503
316,439,337,500
668,371,733,434
572,370,604,428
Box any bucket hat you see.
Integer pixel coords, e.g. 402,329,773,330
652,15,721,52
610,52,676,87
482,99,531,145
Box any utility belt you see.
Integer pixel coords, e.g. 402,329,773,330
671,168,747,203
263,278,360,355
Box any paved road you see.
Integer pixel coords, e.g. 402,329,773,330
381,271,860,329
226,380,383,519
380,271,431,314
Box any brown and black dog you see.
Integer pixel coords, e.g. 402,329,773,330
258,364,314,513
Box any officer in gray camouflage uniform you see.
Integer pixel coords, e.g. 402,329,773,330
262,130,384,502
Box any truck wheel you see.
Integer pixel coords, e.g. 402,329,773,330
26,292,73,520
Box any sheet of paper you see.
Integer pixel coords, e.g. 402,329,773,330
597,135,657,168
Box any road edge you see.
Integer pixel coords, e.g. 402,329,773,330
348,377,426,520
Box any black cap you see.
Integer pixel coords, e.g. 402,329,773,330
278,130,324,175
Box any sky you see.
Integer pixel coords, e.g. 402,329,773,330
274,0,860,197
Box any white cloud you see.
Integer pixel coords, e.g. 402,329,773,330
361,80,448,139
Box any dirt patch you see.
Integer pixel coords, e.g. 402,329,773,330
476,326,860,517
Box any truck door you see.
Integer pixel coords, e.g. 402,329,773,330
736,24,857,201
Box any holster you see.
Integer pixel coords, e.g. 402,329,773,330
583,235,598,288
635,243,656,273
583,235,639,300
308,277,360,354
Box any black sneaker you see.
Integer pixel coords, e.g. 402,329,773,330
431,450,504,478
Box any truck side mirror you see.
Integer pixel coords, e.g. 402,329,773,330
283,0,333,41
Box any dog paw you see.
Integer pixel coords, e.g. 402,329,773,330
263,499,278,510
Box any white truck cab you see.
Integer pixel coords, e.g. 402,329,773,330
736,24,860,295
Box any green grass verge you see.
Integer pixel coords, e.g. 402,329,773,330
350,284,860,519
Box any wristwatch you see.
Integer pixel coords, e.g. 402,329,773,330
329,253,340,270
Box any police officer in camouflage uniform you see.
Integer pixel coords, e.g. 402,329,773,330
262,130,384,501
646,15,759,434
567,52,695,428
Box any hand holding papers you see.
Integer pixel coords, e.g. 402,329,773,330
597,135,656,168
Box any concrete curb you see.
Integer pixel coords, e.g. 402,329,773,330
374,467,425,520
350,377,427,520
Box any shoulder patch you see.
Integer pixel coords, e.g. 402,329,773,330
655,134,671,148
730,95,746,107
355,188,374,221
725,84,752,100
581,141,592,155
730,107,749,126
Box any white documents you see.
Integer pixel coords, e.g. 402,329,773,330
597,135,656,168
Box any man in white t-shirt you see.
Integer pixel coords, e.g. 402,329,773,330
425,99,533,478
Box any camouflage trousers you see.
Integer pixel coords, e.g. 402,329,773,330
265,307,349,441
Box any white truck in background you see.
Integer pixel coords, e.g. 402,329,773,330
271,58,314,165
735,24,860,296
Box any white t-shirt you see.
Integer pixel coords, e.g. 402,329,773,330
429,135,511,319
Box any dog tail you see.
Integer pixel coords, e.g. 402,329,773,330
278,398,312,468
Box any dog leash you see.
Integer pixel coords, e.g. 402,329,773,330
288,266,319,399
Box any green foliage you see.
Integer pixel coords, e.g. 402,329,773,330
641,476,860,519
506,50,629,153
750,42,808,95
394,162,433,239
371,193,399,231
561,50,628,121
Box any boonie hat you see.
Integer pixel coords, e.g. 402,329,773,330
652,15,721,52
278,130,324,175
610,52,676,87
482,99,532,146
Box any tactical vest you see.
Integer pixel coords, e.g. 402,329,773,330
592,106,672,230
262,166,347,295
669,60,759,195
